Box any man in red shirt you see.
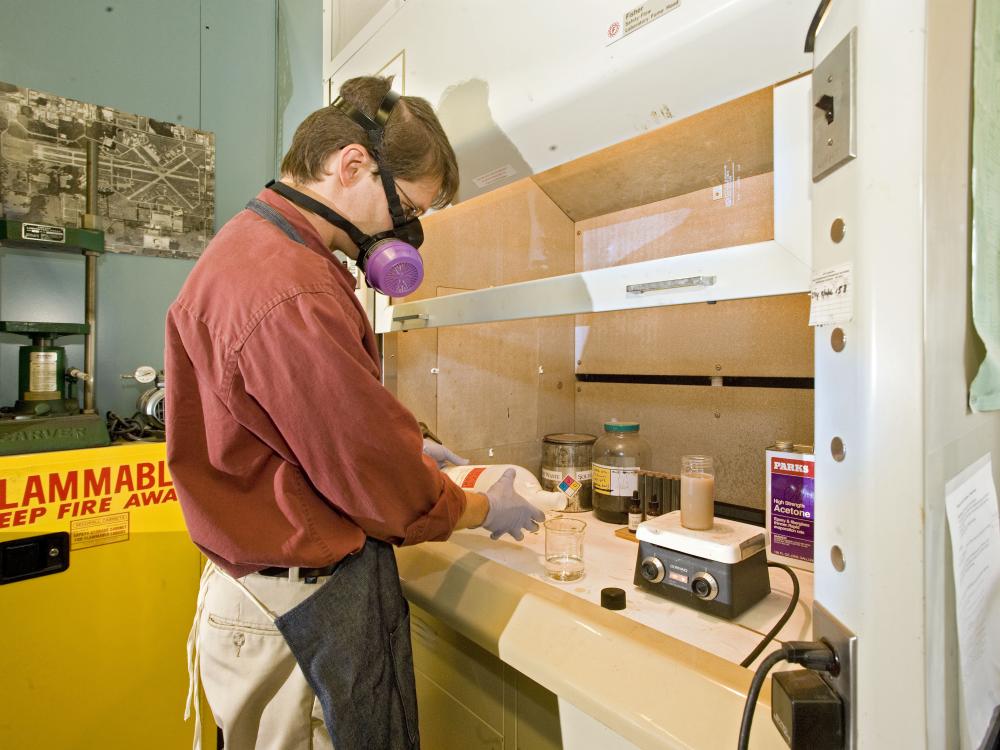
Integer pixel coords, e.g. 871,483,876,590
166,76,543,750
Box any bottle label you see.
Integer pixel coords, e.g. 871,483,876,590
542,467,592,483
557,475,583,498
458,467,486,489
541,468,564,482
628,512,642,532
592,464,639,496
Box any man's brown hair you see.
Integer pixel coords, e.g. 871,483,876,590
281,76,459,209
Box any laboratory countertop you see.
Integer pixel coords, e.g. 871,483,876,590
448,511,813,669
396,511,813,749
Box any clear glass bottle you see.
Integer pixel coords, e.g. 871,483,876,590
591,421,651,524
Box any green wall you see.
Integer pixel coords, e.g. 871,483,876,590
0,0,322,417
278,0,325,168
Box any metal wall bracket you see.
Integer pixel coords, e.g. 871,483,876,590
812,28,857,182
393,313,429,322
812,600,857,749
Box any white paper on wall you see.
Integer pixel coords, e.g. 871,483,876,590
808,262,852,327
944,453,1000,748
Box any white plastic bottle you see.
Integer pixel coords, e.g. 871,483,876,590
443,464,567,512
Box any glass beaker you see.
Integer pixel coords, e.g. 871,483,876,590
543,517,586,581
680,455,715,530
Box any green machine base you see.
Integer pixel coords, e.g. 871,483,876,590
0,219,104,254
0,414,110,456
0,320,110,454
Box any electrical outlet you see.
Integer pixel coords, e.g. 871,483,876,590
812,601,857,749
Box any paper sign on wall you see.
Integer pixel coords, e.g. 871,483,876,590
808,262,853,326
944,453,1000,748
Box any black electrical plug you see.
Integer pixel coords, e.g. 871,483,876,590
782,640,839,673
771,669,844,749
737,640,842,750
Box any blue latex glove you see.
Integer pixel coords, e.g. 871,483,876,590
422,438,469,469
482,468,545,541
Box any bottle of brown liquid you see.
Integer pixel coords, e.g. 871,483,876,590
646,492,661,518
628,491,642,532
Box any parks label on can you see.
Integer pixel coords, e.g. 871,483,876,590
766,448,815,570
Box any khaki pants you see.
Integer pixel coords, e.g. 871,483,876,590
187,563,335,750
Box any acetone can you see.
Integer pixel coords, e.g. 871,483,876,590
766,442,815,571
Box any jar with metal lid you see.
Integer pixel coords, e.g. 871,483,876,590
541,433,597,512
591,421,651,524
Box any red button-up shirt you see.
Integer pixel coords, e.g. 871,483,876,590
165,188,465,577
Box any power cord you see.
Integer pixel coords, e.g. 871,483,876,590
741,562,800,668
106,411,165,442
737,640,839,750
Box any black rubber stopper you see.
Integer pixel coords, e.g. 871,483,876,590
601,587,626,610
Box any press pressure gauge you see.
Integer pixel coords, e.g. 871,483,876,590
133,365,157,384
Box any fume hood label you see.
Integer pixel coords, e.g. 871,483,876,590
472,164,517,189
606,0,681,46
808,262,853,326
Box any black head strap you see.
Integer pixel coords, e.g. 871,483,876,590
332,89,409,227
265,180,423,266
331,89,401,148
265,180,369,249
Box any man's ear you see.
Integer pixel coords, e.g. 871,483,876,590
333,144,373,187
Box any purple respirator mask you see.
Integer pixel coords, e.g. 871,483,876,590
267,89,426,298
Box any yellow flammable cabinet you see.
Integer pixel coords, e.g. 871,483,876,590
0,443,212,749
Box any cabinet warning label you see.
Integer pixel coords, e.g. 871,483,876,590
71,512,130,550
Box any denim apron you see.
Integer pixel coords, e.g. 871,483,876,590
243,198,420,749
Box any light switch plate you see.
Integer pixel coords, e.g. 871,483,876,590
812,28,857,182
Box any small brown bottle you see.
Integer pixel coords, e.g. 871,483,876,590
628,490,643,532
647,492,661,518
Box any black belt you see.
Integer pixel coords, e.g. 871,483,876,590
258,564,339,582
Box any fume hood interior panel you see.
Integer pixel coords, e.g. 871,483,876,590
378,77,811,332
388,83,814,511
534,87,776,223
